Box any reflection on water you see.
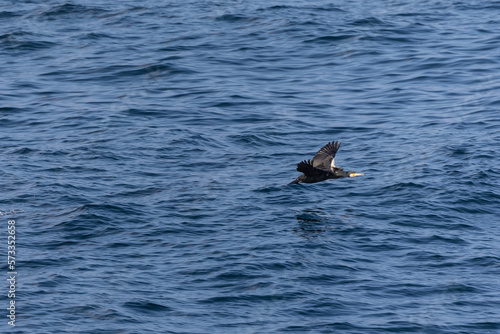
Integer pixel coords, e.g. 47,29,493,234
294,208,361,240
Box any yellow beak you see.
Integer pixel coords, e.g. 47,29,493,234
349,173,364,177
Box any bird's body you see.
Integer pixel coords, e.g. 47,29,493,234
289,141,363,185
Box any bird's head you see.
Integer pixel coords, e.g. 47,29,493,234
332,168,364,178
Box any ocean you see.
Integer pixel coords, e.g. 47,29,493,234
1,0,499,333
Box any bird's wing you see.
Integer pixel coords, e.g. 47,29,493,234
311,141,341,170
297,160,328,176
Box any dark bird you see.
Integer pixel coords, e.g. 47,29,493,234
289,141,364,185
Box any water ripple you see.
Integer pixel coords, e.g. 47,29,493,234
1,0,500,333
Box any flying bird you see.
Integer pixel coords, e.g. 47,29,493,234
289,141,364,185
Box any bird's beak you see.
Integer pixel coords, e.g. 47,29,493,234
349,172,364,177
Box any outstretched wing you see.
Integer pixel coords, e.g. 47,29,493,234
297,159,327,176
311,141,341,170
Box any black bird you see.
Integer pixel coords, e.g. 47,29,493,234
289,141,364,185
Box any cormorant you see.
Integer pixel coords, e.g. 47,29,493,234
289,141,364,185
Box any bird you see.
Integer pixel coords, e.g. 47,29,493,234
289,141,364,185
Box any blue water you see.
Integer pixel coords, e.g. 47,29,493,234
1,0,500,333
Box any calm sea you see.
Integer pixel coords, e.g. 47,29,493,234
1,0,500,333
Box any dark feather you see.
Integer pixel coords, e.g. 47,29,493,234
311,141,341,170
297,160,328,177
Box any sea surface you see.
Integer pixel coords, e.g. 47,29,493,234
1,0,500,333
